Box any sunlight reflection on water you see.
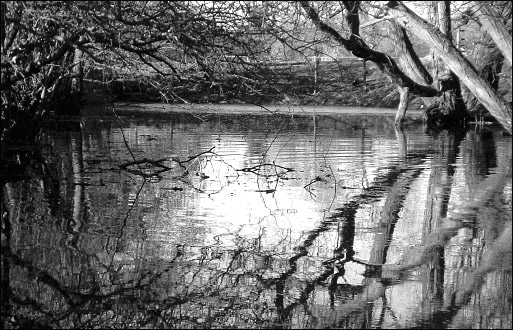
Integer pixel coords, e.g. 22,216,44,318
3,107,512,329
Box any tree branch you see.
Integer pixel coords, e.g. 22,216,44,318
385,1,512,132
298,0,441,97
474,1,512,66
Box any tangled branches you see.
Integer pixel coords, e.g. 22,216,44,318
119,147,216,179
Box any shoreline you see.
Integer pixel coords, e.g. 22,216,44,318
110,102,424,118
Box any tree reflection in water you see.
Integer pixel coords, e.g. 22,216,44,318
1,112,512,329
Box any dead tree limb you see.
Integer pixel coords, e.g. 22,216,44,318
119,147,216,179
236,163,295,177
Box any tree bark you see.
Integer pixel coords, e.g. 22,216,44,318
395,86,409,125
389,21,434,124
389,22,432,86
299,1,441,98
385,1,512,133
437,1,451,39
462,31,504,115
474,1,512,66
435,1,468,120
71,44,84,95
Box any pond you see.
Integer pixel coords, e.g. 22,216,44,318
1,104,512,329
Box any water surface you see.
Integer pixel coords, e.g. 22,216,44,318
2,105,512,329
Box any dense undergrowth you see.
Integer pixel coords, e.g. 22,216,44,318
81,61,405,109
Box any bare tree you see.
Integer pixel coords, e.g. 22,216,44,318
298,1,512,132
2,0,512,149
0,1,266,145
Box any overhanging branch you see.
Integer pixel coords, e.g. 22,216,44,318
298,1,441,97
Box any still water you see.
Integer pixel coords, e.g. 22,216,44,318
2,105,512,329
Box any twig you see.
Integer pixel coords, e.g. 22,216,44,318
303,175,328,189
176,146,216,169
327,164,337,211
237,163,294,175
110,104,138,164
119,147,216,179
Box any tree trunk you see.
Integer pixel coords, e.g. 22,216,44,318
299,1,441,98
71,51,83,95
462,31,505,116
386,1,512,133
71,37,84,96
474,1,512,66
435,1,468,124
389,21,434,124
395,86,409,126
390,22,433,86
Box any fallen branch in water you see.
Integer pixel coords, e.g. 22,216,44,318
119,158,172,178
303,175,328,189
236,163,294,177
303,175,328,198
119,147,216,179
175,146,216,170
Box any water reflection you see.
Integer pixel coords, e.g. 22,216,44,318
1,107,512,329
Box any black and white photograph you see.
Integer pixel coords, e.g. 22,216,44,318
1,1,512,328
